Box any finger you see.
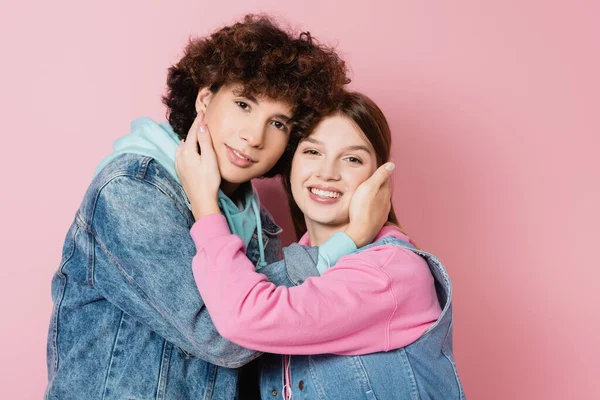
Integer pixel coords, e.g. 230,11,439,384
367,162,395,189
196,121,218,162
183,121,198,154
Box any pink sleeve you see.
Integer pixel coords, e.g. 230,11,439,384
191,214,401,355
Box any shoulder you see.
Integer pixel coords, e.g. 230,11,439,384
346,234,427,272
93,153,178,191
80,154,189,227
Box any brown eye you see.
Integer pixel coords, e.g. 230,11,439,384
345,156,363,164
303,149,320,156
271,120,289,133
235,101,250,111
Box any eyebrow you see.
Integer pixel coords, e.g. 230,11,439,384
301,137,373,154
236,91,292,122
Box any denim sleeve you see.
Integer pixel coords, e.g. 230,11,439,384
90,176,260,368
256,243,321,288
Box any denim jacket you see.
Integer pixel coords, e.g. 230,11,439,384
258,236,466,400
45,154,319,400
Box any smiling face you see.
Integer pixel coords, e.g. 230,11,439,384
290,115,377,234
197,84,293,192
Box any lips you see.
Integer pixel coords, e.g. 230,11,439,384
225,145,256,168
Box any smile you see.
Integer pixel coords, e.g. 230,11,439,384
309,188,341,198
307,186,343,204
232,148,251,161
225,145,256,168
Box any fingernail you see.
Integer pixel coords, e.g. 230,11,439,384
198,125,206,133
385,162,395,171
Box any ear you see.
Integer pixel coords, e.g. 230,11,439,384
195,87,214,113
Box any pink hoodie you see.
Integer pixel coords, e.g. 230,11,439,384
191,214,441,355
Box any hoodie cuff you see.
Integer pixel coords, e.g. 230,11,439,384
317,232,358,275
190,214,232,245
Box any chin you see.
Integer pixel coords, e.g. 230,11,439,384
215,160,251,184
219,169,253,184
304,211,345,227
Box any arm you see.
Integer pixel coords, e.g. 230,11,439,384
191,214,400,356
91,176,260,368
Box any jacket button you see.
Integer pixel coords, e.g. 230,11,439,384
298,380,305,390
271,389,278,396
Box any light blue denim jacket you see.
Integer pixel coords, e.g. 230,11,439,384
258,236,466,400
45,153,319,399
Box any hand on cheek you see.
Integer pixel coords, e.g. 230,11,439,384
175,111,222,220
345,162,395,247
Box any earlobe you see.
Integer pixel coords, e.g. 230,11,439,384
195,87,213,113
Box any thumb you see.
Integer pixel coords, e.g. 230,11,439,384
369,162,395,188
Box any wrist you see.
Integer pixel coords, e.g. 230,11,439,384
191,197,220,221
344,226,368,248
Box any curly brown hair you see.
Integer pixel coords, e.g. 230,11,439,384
163,14,350,177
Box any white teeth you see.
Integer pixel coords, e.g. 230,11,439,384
310,188,341,198
232,149,250,161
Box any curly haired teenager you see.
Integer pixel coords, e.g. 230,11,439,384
46,15,349,400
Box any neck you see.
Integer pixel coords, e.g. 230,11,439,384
220,180,241,198
305,220,348,246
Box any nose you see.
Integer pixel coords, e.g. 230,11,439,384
315,158,340,181
238,120,265,149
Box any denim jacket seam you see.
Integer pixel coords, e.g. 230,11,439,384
102,311,126,399
49,225,79,380
87,229,96,288
201,364,219,400
156,340,173,399
351,356,376,395
136,156,151,180
307,357,329,399
397,348,421,400
440,318,464,398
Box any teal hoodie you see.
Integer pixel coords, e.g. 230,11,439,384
95,117,268,268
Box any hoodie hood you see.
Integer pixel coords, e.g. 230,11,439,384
94,117,181,181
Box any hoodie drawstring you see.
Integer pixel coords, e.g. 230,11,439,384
251,198,267,268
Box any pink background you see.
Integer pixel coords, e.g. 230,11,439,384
1,1,598,399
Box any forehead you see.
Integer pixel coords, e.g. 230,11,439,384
306,115,373,150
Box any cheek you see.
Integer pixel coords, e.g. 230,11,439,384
290,158,310,197
290,156,314,183
345,169,375,192
265,135,289,161
289,162,302,193
206,107,238,144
